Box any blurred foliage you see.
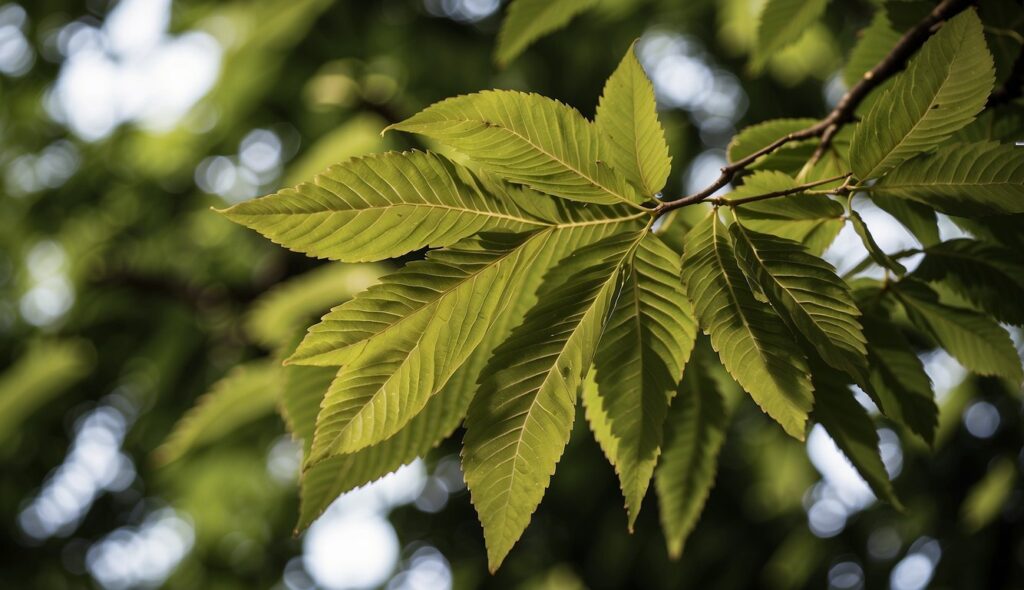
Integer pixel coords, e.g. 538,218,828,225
1,0,1022,589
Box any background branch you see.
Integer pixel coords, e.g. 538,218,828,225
654,0,975,215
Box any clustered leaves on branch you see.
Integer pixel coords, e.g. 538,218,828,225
160,0,1024,571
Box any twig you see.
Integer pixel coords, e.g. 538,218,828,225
711,173,851,207
654,0,975,216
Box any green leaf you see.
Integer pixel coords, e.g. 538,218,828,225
850,10,995,180
860,314,938,446
732,171,846,256
304,231,547,465
289,209,646,367
0,340,92,443
961,456,1017,533
868,142,1024,216
753,0,829,70
296,220,629,532
220,150,550,262
681,211,814,439
654,348,739,559
386,91,644,206
844,7,902,87
246,263,385,352
582,233,697,529
280,365,335,457
913,239,1024,326
811,362,903,508
463,230,645,571
156,361,281,465
727,118,818,172
848,207,907,276
594,42,672,197
894,280,1023,383
494,0,599,66
870,194,940,247
730,223,869,383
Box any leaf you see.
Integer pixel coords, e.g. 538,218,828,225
732,171,846,257
870,193,940,247
386,90,644,206
582,233,697,529
594,42,672,197
296,220,630,532
860,314,938,446
753,0,829,70
913,239,1024,326
289,209,646,367
155,361,281,465
494,0,599,66
960,456,1017,533
280,365,335,457
463,230,645,571
681,211,814,439
850,10,995,180
811,363,903,508
246,263,385,351
220,150,550,262
727,118,818,172
894,280,1023,383
844,8,903,87
0,340,92,443
730,223,869,383
654,348,739,559
868,142,1024,216
304,231,546,465
848,207,907,276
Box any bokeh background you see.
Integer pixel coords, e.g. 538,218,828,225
2,1,1022,588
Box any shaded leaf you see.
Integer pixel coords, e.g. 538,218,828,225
868,142,1024,216
463,230,645,571
753,0,829,70
849,207,907,276
913,239,1024,326
494,0,599,66
850,10,995,180
582,233,697,528
681,211,813,439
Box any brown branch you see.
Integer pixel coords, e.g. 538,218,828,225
711,173,852,207
654,0,975,216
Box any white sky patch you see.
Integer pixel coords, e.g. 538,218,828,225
50,0,221,141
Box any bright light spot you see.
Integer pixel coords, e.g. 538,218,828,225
828,560,864,590
807,425,874,508
51,0,222,141
891,553,933,590
19,240,75,327
963,401,1000,439
19,404,135,540
5,140,81,196
196,128,283,202
423,0,501,23
0,3,35,76
807,498,848,538
637,31,747,147
85,508,194,590
304,512,399,590
267,436,302,484
920,349,965,404
824,196,919,276
300,461,428,590
240,129,283,174
388,545,452,590
684,150,729,196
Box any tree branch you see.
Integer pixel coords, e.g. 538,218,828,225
711,173,851,208
654,0,975,216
